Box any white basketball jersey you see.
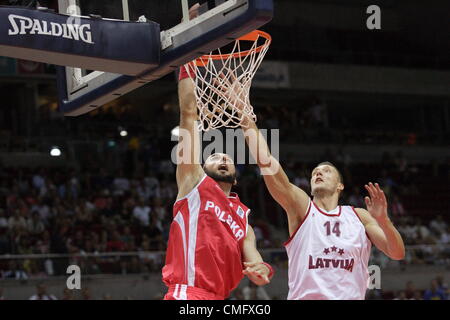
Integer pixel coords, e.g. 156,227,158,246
284,200,372,300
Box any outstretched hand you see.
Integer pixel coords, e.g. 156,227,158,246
188,3,201,20
364,182,389,222
243,262,270,286
213,69,250,114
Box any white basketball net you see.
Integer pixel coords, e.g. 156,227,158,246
187,31,271,131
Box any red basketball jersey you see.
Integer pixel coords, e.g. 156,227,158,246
162,175,250,299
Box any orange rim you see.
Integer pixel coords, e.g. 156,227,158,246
194,30,271,67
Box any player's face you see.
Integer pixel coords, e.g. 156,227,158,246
310,165,343,196
203,153,237,185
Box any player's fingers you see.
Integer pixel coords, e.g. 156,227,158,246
375,183,388,205
244,262,259,268
364,184,374,200
370,182,381,198
372,182,382,199
364,196,372,208
217,70,232,88
243,266,258,273
374,183,384,197
189,3,201,18
367,182,376,195
369,182,380,201
212,79,227,95
214,75,227,90
227,68,238,83
245,269,262,279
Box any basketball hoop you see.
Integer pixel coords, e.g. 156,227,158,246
186,30,272,131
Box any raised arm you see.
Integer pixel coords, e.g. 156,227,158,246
242,119,310,233
354,183,405,260
175,70,204,199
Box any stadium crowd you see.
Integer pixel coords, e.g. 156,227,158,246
0,95,448,300
0,154,447,278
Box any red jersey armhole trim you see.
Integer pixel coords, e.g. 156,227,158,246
284,200,312,247
351,206,373,244
313,201,341,217
174,174,208,205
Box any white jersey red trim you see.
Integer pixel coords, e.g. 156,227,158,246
285,200,372,300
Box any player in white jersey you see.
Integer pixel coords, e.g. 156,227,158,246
214,57,405,300
238,123,405,300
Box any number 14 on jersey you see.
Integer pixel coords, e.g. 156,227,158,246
324,221,341,237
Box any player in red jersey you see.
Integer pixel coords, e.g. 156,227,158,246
161,59,274,300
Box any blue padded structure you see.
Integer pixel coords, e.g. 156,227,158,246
0,6,160,75
1,0,273,116
58,0,273,116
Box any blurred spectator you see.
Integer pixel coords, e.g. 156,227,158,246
121,226,135,251
29,282,57,300
27,211,45,235
423,279,446,300
81,287,93,300
369,247,390,268
113,170,130,196
347,186,364,208
0,231,10,255
393,291,407,300
30,198,51,224
229,287,245,300
390,195,405,218
436,275,448,299
394,151,408,172
144,173,160,198
411,291,423,300
106,231,126,252
438,226,450,245
2,260,28,279
133,198,151,227
0,209,8,229
293,172,309,191
147,216,164,250
404,281,417,299
32,169,45,191
378,169,397,197
242,280,271,300
309,97,328,128
8,209,27,231
61,288,75,300
127,256,143,274
159,159,174,176
430,215,448,235
159,181,176,203
365,289,383,300
136,179,152,201
252,218,273,248
138,239,162,272
152,198,167,229
336,148,352,167
415,218,431,241
252,224,265,249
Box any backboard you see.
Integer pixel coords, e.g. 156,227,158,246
56,0,274,116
